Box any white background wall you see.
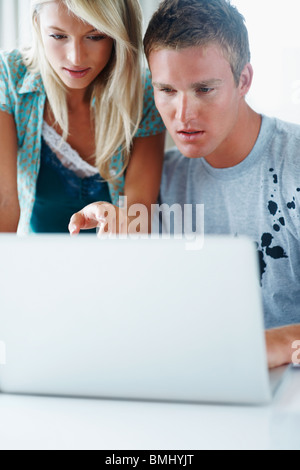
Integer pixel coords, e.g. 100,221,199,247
235,0,300,124
140,0,160,30
1,0,300,125
0,0,31,50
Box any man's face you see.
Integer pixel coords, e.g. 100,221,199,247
149,45,246,165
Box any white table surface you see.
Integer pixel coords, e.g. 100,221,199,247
0,367,299,450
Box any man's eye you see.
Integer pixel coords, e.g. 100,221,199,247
49,34,67,40
161,88,175,94
198,87,214,94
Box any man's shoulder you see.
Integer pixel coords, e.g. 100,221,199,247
262,115,300,163
266,115,300,142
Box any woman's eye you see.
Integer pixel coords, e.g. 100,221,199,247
87,35,107,41
49,34,67,40
49,34,107,41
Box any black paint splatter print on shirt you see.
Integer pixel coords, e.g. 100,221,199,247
258,168,290,281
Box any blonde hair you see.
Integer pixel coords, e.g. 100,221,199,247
23,0,144,181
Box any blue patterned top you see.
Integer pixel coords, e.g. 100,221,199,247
0,49,165,234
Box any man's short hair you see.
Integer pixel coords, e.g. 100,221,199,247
144,0,251,86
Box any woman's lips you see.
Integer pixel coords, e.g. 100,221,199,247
63,68,91,79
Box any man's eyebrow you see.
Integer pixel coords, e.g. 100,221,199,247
152,82,172,89
191,79,223,88
152,79,223,89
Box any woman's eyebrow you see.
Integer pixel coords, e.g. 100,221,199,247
47,26,98,34
48,26,66,32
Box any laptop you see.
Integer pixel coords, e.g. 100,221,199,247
0,234,290,405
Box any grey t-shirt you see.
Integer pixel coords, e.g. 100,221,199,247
157,115,300,329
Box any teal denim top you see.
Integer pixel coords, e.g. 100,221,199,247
0,49,165,234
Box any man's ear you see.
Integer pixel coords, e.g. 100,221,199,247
238,63,253,97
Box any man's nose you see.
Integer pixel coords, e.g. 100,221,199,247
175,94,198,123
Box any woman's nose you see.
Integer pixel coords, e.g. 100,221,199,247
67,41,82,65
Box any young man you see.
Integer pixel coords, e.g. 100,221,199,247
143,0,300,368
71,0,300,368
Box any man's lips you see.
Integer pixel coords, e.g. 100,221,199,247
176,129,205,142
177,129,204,134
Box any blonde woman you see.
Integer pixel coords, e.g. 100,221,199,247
0,0,165,234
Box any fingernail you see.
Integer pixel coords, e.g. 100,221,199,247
69,224,77,235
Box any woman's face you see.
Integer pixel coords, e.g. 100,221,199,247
38,1,114,91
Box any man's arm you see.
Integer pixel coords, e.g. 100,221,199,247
266,324,300,369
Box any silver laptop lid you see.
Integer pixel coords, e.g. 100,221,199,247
0,235,271,404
